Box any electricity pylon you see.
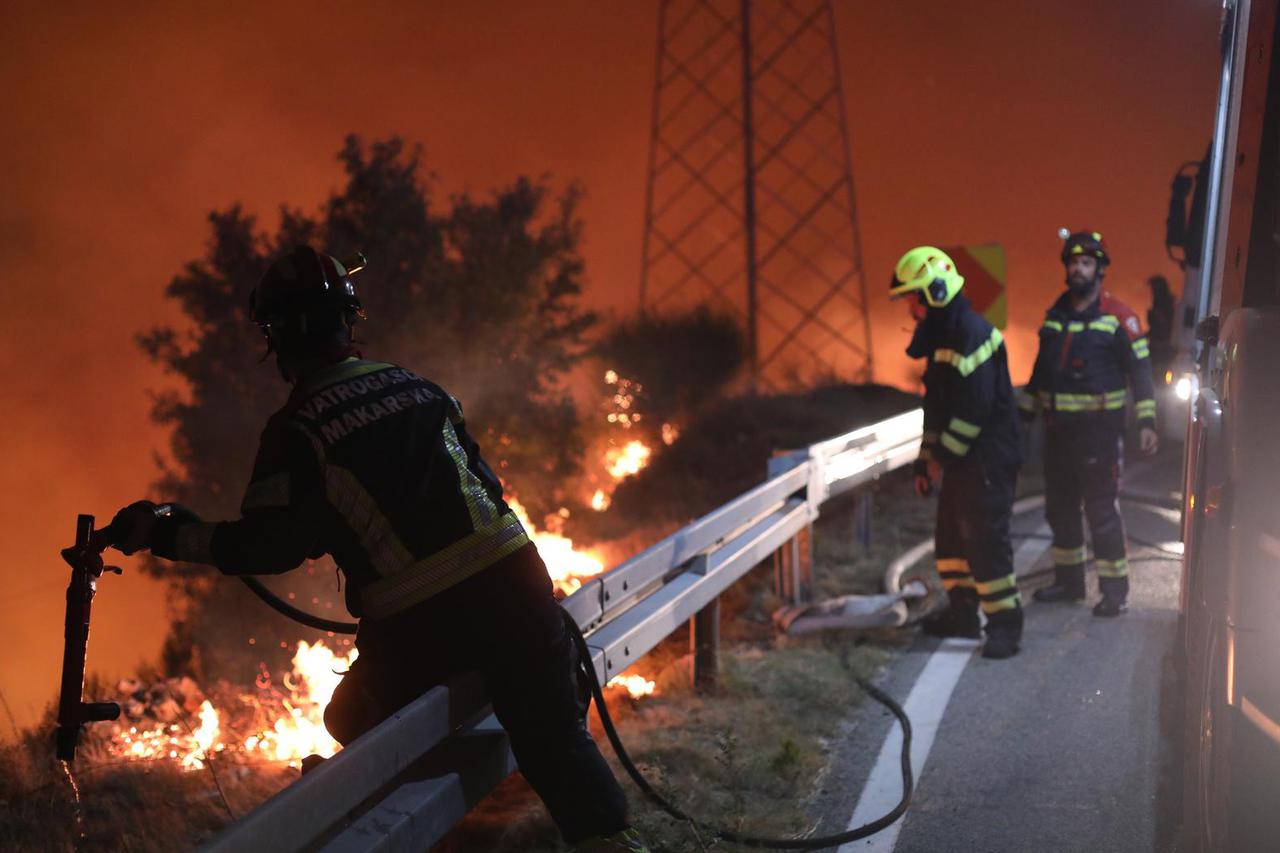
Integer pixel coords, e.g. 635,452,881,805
639,0,873,386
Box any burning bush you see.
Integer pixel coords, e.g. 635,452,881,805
592,306,748,430
579,382,919,541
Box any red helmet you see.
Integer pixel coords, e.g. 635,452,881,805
1060,230,1110,267
250,245,366,330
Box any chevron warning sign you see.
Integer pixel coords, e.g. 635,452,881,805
942,243,1006,329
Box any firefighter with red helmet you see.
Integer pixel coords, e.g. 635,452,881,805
106,246,646,852
892,246,1024,659
1020,230,1158,617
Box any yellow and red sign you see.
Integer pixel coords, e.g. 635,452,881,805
942,243,1006,329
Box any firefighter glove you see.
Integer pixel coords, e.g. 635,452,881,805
150,504,205,561
108,500,161,555
108,501,203,557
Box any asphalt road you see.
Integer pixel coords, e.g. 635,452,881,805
812,452,1185,853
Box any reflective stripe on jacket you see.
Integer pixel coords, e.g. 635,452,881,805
1019,292,1156,428
909,293,1021,469
172,358,529,620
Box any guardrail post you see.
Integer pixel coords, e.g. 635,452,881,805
692,597,720,693
774,539,796,604
794,525,813,602
773,528,813,605
855,491,873,553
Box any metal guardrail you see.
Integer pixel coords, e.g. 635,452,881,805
200,407,925,853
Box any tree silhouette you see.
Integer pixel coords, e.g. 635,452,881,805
138,136,596,678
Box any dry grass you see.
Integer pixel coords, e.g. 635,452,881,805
0,723,294,852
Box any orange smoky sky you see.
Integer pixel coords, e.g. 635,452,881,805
0,0,1219,734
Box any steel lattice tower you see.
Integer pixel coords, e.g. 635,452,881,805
639,0,872,385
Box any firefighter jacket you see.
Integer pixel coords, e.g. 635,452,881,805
909,293,1021,470
158,358,530,621
1018,291,1156,430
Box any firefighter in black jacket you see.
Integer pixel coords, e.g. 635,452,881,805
1020,230,1158,617
106,246,646,853
892,246,1024,659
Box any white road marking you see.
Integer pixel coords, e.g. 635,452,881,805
837,638,977,853
840,524,1051,852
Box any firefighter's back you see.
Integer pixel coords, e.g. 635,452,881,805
280,357,528,620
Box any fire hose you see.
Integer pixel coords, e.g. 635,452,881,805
555,486,1182,846
562,610,914,849
60,482,1182,836
59,512,914,846
238,576,357,635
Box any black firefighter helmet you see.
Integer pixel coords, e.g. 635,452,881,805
1059,229,1111,268
250,245,367,347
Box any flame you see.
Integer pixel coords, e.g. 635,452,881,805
106,640,356,771
100,484,644,775
603,369,642,430
605,440,651,480
182,701,220,770
593,370,656,509
248,640,355,762
661,422,680,446
507,496,605,595
607,674,656,699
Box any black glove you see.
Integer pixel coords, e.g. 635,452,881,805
108,500,161,555
150,504,204,560
108,501,202,557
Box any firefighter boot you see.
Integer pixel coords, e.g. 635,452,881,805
981,608,1023,660
1093,575,1129,617
1032,564,1086,603
921,588,981,639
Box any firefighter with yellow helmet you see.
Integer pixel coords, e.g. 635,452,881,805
891,246,1024,659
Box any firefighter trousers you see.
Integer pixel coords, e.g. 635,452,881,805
935,458,1022,624
324,544,629,844
1043,421,1129,599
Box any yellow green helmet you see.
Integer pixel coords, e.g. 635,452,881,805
889,246,965,308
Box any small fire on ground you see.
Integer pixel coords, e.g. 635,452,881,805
606,674,656,699
102,640,354,771
591,369,669,514
94,372,673,774
605,440,651,480
99,636,654,773
507,496,605,597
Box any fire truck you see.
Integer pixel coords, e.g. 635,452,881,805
1177,1,1280,850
